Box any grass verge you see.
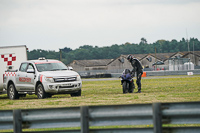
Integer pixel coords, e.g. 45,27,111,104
0,75,200,132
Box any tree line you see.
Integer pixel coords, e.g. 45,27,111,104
27,38,200,65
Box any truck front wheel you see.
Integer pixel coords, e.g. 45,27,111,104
8,84,19,100
36,84,47,99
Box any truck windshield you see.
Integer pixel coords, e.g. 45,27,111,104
35,62,68,72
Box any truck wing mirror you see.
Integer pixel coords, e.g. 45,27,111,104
68,66,73,70
27,69,35,73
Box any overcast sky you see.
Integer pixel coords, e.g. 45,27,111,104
0,0,200,51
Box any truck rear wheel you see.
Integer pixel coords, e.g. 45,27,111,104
36,84,47,99
8,84,19,100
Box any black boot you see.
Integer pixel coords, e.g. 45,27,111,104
136,88,141,93
136,90,141,93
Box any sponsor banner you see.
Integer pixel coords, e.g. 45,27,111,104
187,72,193,75
19,77,31,82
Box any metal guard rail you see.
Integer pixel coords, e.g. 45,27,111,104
0,102,200,133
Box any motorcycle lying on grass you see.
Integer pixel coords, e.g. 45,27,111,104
120,69,135,94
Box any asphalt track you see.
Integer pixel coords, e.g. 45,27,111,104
82,75,200,81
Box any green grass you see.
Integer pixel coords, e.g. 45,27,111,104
0,75,200,132
0,75,200,110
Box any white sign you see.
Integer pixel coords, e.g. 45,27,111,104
187,72,193,75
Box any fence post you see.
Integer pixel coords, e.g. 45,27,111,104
153,103,162,133
13,109,22,133
81,106,89,133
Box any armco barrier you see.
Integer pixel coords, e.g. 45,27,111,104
0,102,200,133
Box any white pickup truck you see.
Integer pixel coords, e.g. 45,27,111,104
3,58,82,100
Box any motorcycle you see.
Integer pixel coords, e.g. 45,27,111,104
120,69,134,93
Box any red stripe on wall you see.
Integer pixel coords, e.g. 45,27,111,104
35,61,61,64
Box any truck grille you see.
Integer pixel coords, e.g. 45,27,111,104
54,77,77,82
59,85,74,88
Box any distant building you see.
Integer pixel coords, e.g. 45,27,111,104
69,59,113,75
182,51,200,67
68,51,200,75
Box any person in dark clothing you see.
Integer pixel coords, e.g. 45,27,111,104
127,54,143,93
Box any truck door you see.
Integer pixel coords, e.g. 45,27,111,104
16,63,28,90
25,63,35,91
16,63,35,92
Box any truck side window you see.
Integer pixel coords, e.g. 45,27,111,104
27,64,34,71
19,63,28,72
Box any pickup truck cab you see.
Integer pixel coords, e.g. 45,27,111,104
3,58,82,100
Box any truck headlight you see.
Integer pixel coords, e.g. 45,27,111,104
45,76,54,83
77,75,81,81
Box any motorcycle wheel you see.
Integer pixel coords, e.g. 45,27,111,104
122,81,128,94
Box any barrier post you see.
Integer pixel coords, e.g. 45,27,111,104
153,103,162,133
13,109,22,133
81,106,89,133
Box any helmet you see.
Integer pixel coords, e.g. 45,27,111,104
127,54,133,62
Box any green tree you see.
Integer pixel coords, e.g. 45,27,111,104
27,38,200,65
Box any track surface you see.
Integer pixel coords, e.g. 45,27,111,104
82,75,200,81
